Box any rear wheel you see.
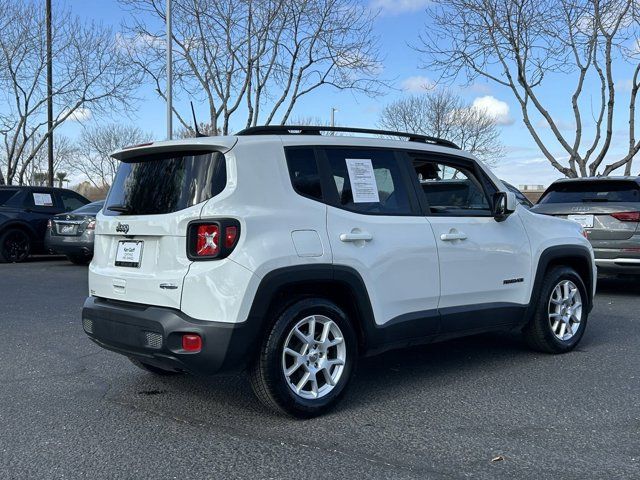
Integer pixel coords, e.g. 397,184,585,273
523,266,589,353
0,228,31,263
249,298,357,418
129,358,181,376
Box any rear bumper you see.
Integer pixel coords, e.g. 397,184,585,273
594,248,640,274
45,233,94,256
82,296,256,375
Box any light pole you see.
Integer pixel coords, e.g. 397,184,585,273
46,0,53,186
330,107,337,128
166,0,173,140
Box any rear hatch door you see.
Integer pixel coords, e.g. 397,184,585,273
533,180,640,241
90,142,232,308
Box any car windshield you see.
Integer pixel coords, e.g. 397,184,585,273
72,201,104,215
538,181,640,203
104,150,227,216
0,189,18,205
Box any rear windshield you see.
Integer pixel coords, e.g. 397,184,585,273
538,181,640,204
0,189,18,205
104,151,226,216
73,201,104,215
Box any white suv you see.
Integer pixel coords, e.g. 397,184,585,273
82,126,596,417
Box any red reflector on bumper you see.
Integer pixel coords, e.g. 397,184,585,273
182,334,202,352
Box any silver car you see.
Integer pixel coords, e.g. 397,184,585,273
532,177,640,275
45,200,104,265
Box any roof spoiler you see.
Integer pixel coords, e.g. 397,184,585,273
111,138,238,161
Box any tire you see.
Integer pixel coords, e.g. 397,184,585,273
249,298,357,418
0,228,31,263
523,266,589,353
67,254,91,265
129,358,181,376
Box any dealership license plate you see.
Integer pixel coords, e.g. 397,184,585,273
115,240,143,268
58,224,77,235
567,214,594,228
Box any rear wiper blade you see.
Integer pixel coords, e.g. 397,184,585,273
107,204,133,213
581,198,609,202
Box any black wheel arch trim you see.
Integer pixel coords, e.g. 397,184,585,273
527,244,594,321
247,247,594,357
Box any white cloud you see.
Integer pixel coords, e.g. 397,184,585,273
400,75,435,92
60,107,92,123
471,95,514,126
370,0,431,15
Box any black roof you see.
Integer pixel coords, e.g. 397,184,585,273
0,185,75,191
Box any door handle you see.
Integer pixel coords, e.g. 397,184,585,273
440,231,467,241
340,232,373,242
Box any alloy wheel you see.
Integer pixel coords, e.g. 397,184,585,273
281,315,347,400
3,230,29,262
548,279,582,341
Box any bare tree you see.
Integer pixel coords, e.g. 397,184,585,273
119,0,387,135
24,134,76,186
0,0,140,185
74,124,152,188
378,90,504,165
418,0,640,177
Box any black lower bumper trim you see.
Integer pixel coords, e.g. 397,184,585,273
82,296,255,375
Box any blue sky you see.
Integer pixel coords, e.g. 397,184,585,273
60,0,639,187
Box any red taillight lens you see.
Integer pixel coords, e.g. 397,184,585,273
182,334,202,352
611,211,640,222
86,220,96,230
188,220,240,260
196,224,219,257
224,226,238,248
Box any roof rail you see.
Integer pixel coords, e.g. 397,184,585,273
235,125,460,149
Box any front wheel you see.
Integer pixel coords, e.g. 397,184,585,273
249,298,357,418
523,266,589,353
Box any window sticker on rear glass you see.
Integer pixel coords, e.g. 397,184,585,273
33,193,53,207
345,158,380,203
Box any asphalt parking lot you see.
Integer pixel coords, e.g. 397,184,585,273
1,259,639,479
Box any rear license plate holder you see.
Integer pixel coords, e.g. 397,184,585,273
567,214,594,228
115,240,144,268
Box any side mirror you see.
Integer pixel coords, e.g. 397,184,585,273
493,191,517,222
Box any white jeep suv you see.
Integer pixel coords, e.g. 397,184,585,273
82,126,596,417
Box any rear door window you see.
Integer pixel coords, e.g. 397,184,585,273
539,181,640,203
59,191,89,212
323,148,414,215
104,150,227,216
0,189,18,205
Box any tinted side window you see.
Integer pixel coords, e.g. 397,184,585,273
324,148,412,215
59,191,88,212
411,159,492,216
285,148,323,201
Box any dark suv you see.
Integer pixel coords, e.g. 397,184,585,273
0,186,90,263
